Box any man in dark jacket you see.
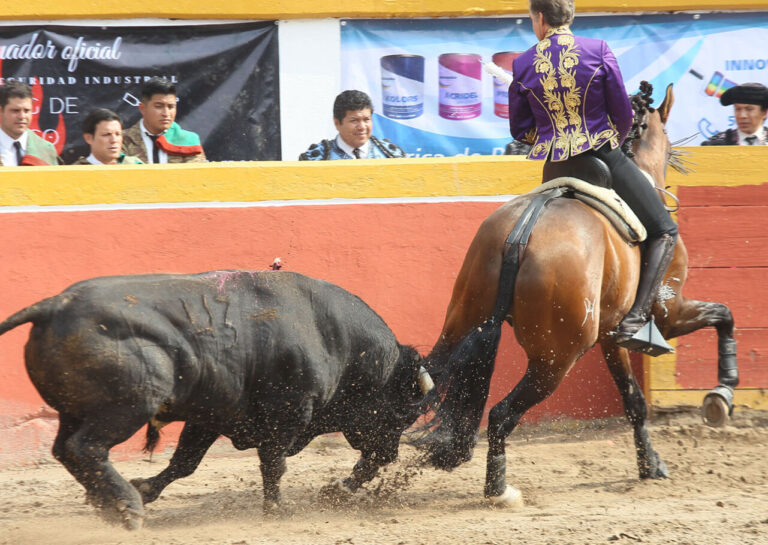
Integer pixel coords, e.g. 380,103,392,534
299,90,405,160
701,82,768,146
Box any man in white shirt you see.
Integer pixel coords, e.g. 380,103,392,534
0,80,58,166
702,82,768,146
73,109,143,165
299,90,406,160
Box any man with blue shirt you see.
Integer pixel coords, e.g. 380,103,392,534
299,90,405,160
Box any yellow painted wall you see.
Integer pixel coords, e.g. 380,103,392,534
1,148,766,207
2,0,765,20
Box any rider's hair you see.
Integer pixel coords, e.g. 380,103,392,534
0,80,33,108
529,0,575,28
82,108,123,135
333,90,373,123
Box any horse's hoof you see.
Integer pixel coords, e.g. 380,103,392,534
487,485,524,509
702,393,730,428
122,508,144,531
640,458,669,480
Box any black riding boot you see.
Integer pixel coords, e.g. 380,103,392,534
615,233,677,345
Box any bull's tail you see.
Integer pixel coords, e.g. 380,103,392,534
0,295,63,337
144,422,161,454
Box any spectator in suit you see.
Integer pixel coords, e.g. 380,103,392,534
0,80,58,166
122,77,206,163
299,90,405,160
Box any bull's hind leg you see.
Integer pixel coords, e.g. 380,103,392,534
131,423,219,504
54,410,150,529
601,341,668,479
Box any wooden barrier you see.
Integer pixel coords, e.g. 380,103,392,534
3,0,765,20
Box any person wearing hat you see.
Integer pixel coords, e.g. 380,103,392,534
702,82,768,146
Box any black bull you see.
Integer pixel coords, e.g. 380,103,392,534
0,270,433,529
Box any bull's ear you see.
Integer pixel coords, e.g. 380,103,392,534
658,83,674,125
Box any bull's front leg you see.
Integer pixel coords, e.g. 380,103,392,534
131,423,219,504
258,447,287,514
320,432,399,501
661,298,739,424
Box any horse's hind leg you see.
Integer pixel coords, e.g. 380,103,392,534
484,359,572,506
131,423,219,505
601,341,668,479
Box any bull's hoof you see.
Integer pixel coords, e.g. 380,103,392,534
318,478,354,506
130,477,159,504
487,485,524,509
426,444,472,471
262,500,281,516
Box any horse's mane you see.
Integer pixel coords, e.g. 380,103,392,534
621,81,655,159
622,80,694,175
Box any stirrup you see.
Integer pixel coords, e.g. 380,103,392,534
615,318,674,356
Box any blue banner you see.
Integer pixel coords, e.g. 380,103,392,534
341,13,768,156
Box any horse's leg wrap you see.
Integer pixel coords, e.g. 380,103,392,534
484,453,507,498
718,337,739,388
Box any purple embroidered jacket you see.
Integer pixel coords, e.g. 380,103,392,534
508,26,634,162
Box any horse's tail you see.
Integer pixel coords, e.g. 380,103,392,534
419,242,521,468
419,190,564,469
0,295,62,337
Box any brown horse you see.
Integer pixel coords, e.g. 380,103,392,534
420,83,738,507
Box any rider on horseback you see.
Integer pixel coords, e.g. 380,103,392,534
508,0,679,352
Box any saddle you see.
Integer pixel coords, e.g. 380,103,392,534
532,155,647,243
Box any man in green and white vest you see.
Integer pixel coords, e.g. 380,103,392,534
122,77,206,164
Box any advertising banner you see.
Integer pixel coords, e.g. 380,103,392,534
0,22,280,163
341,13,768,157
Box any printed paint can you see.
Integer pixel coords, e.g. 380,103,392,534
438,53,482,120
380,54,425,120
492,51,521,118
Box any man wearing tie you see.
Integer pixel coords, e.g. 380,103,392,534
299,90,406,160
702,82,768,146
0,81,58,166
122,77,206,163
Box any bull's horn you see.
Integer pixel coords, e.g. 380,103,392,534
418,366,435,395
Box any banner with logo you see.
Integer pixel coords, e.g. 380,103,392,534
341,13,768,157
0,22,279,163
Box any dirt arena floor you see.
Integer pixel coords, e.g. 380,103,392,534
1,408,766,545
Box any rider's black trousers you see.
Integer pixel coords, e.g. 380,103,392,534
589,145,678,239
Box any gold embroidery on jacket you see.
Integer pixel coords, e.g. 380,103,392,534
522,128,537,145
532,26,597,159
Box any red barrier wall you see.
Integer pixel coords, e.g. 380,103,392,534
0,201,638,467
